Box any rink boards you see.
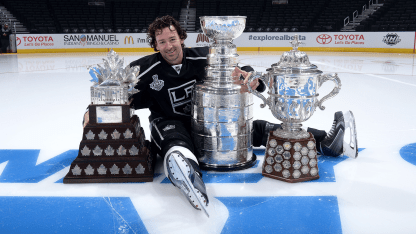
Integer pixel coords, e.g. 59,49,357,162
15,31,416,54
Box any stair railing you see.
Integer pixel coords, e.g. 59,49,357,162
3,14,8,27
0,11,4,26
183,0,191,28
353,10,358,24
344,16,349,27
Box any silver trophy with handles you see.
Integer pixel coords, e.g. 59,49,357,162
248,35,341,182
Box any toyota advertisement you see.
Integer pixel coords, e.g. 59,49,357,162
16,33,150,50
234,32,414,49
17,32,415,52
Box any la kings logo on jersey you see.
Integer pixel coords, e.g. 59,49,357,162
168,80,196,116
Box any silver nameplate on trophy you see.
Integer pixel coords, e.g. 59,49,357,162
96,106,122,123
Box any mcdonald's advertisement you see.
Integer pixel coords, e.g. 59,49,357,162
16,34,150,50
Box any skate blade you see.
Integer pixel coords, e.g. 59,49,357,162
343,111,358,158
168,153,210,217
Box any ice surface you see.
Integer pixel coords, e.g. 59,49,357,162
1,51,416,234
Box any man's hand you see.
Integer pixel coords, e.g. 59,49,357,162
128,98,134,106
231,67,259,93
83,111,89,128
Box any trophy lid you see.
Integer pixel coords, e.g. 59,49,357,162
271,35,320,73
89,49,140,105
89,49,140,88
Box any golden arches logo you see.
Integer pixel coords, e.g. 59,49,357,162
196,34,209,43
124,36,134,44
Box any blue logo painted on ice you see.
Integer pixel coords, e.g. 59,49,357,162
0,148,364,233
400,143,416,166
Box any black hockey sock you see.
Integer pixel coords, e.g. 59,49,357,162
162,139,194,159
253,120,282,147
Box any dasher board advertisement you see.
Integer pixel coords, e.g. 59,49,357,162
16,34,150,50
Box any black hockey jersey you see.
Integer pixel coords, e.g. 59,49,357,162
129,47,209,123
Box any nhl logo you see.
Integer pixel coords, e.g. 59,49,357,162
382,33,401,46
150,74,164,91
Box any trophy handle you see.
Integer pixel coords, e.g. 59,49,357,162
316,73,342,110
247,72,269,108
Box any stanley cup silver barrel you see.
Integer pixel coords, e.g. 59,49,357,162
191,16,256,171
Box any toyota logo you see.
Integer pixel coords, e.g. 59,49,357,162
16,37,21,46
316,34,332,44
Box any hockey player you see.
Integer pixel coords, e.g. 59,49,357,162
83,15,358,216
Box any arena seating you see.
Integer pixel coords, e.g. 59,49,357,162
2,0,181,33
2,0,57,33
357,0,416,31
313,0,371,32
1,0,415,33
259,0,326,32
113,0,181,33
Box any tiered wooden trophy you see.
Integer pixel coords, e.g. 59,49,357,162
63,50,154,183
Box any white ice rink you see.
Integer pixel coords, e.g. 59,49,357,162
1,50,416,234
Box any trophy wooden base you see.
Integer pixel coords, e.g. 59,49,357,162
262,131,320,183
63,113,155,184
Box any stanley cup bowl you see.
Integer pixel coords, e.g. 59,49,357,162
200,16,246,41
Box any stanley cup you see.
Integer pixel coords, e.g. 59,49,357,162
191,16,256,171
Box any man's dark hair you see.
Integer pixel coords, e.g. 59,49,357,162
147,15,187,52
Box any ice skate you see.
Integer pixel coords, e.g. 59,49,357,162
342,110,358,158
164,146,209,217
320,111,358,158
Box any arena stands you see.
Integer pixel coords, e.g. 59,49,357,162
258,0,327,32
0,0,415,33
313,0,371,32
2,0,57,34
51,0,112,34
1,0,181,34
357,0,416,32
